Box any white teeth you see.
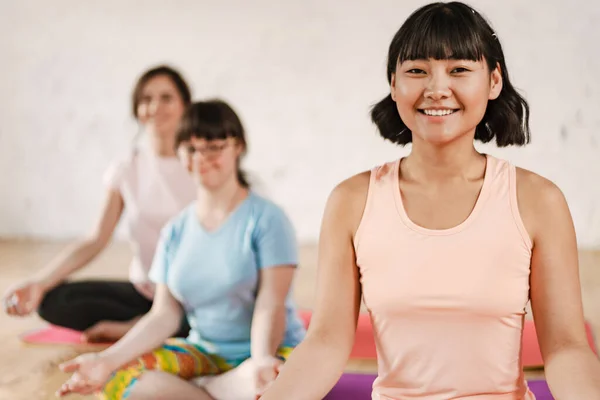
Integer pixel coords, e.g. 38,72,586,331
423,109,455,116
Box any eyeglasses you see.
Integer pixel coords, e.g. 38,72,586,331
183,141,230,159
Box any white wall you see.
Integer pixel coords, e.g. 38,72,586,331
1,0,599,247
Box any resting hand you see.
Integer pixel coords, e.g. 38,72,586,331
56,353,115,397
254,356,284,399
2,280,46,317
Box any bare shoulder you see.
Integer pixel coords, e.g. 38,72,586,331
324,170,371,234
333,170,371,197
516,167,567,207
515,167,571,239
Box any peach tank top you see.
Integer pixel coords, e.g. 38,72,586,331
354,155,535,400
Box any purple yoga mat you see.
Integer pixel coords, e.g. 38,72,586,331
324,374,553,399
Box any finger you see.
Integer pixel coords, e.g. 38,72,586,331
59,359,80,373
15,302,31,317
3,294,17,314
66,376,90,393
22,298,37,315
5,303,17,316
56,381,78,398
56,384,71,397
56,378,80,397
12,294,29,316
275,362,285,374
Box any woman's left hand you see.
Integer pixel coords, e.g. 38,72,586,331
253,356,284,398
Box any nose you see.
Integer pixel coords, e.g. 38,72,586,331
424,72,451,101
147,99,161,117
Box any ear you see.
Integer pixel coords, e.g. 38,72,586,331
488,63,503,100
234,140,245,158
390,73,397,102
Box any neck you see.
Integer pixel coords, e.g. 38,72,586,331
404,132,485,182
196,177,246,218
146,128,177,157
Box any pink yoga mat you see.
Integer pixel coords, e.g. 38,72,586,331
20,325,113,346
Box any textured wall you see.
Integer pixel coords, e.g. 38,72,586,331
1,0,599,247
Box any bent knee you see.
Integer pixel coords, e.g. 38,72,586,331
125,371,179,400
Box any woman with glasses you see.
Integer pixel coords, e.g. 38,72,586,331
56,99,307,400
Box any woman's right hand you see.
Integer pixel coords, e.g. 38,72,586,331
2,280,46,316
56,353,116,397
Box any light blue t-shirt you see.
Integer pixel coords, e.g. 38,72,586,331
149,192,306,362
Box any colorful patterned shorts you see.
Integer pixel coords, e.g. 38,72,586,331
101,338,294,400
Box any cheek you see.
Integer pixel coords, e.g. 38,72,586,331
393,82,421,125
166,100,185,118
460,87,490,118
395,82,421,111
137,104,149,122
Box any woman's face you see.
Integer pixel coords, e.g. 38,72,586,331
178,137,243,190
391,57,502,145
136,75,186,139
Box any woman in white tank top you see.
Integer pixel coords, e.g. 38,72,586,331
3,65,196,343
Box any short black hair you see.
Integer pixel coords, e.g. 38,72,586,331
371,2,530,147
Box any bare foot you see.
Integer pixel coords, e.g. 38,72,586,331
82,319,139,343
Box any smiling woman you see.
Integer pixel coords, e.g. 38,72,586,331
371,2,530,148
2,65,196,344
258,2,600,400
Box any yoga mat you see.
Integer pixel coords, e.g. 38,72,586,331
20,325,112,346
299,310,598,366
324,374,554,400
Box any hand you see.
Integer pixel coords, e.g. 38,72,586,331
56,353,115,397
2,280,46,316
253,356,284,399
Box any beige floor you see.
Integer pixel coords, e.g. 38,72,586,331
1,240,599,399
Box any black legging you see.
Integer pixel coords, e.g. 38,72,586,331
37,280,190,337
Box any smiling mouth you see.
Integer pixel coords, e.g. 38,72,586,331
418,109,460,116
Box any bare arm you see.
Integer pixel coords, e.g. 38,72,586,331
57,283,183,397
98,283,183,369
260,172,369,400
35,188,124,290
518,169,600,398
251,266,296,361
3,188,124,316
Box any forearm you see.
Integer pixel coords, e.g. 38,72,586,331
260,332,350,400
251,304,286,359
99,308,181,369
545,344,600,399
34,239,105,290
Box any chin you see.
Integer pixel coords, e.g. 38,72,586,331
419,134,458,146
197,178,222,191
